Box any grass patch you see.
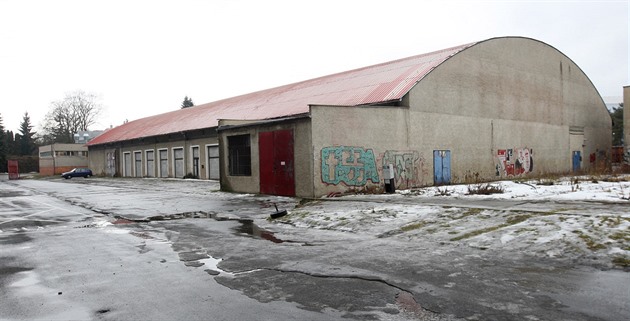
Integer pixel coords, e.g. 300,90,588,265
450,225,504,241
450,213,532,241
464,208,483,216
401,221,426,232
452,207,484,220
609,231,630,241
611,256,630,268
573,230,607,251
291,211,311,219
506,214,532,225
514,227,537,234
599,216,622,227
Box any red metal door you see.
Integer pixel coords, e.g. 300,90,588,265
258,130,295,196
259,132,275,195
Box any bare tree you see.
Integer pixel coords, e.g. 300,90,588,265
41,91,103,144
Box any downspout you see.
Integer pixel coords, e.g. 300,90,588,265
52,144,56,175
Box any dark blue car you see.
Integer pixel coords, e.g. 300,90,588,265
61,168,93,179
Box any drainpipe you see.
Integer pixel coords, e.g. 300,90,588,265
52,144,56,175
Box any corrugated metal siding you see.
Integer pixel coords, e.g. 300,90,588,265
88,42,475,146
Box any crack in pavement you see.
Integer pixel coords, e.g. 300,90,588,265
226,266,441,315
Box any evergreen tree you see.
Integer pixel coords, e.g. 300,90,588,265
0,113,7,172
181,96,194,108
611,103,623,146
5,130,17,155
18,112,36,155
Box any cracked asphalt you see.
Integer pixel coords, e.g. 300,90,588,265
1,177,628,320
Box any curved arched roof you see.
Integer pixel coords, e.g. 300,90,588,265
88,41,477,146
88,36,605,146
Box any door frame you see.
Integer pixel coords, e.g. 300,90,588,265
258,130,295,196
433,150,451,185
572,151,582,172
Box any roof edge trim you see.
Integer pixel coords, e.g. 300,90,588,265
217,113,311,132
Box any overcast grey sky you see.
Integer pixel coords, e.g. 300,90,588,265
0,0,628,133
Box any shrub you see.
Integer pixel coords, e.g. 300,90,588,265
435,187,452,196
467,183,504,195
536,179,555,186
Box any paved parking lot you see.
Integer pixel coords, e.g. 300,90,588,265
1,177,628,320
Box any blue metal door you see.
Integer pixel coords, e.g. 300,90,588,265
434,150,451,185
572,151,581,172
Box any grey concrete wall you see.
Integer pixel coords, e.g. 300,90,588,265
308,37,611,197
625,86,630,164
219,118,313,197
218,128,260,194
88,147,109,176
408,37,610,178
310,105,564,196
310,105,412,197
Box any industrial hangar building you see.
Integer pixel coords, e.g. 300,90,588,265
87,37,612,198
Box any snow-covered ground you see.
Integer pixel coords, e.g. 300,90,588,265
400,175,630,202
269,175,630,270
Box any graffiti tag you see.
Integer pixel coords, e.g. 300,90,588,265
496,148,533,177
322,146,379,186
381,150,427,188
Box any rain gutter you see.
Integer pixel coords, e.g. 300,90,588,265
217,113,311,132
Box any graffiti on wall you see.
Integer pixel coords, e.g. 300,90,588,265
495,148,533,177
380,150,428,189
321,146,379,186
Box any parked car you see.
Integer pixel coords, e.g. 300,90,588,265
61,168,93,179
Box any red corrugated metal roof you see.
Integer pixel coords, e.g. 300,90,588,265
88,42,475,146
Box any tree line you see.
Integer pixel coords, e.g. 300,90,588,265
1,92,195,172
0,90,103,172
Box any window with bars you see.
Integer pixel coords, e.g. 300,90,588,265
228,135,251,176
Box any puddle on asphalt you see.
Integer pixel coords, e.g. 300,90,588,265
232,219,319,246
234,219,284,243
114,211,314,245
113,211,218,224
112,218,135,224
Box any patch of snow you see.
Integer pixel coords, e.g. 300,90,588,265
270,174,630,269
500,234,515,244
608,247,628,255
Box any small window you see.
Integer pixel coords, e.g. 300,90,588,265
228,135,251,176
